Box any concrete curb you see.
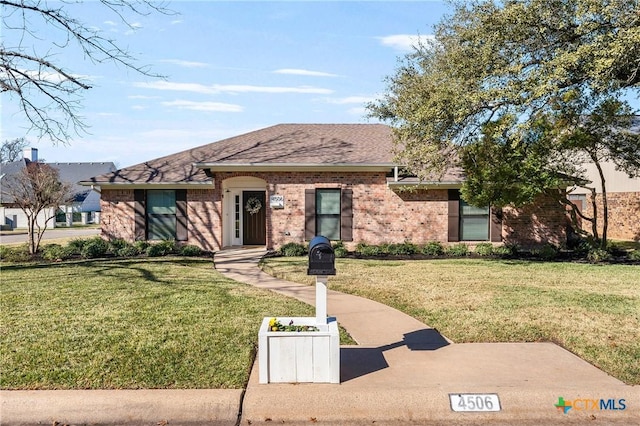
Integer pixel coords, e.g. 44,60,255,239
0,389,242,426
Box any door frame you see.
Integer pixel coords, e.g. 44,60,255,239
222,177,267,247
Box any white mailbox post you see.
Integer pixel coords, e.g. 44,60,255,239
258,236,340,384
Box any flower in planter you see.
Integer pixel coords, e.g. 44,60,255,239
268,317,319,332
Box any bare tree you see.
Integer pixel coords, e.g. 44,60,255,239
1,162,73,254
1,0,171,144
0,137,28,163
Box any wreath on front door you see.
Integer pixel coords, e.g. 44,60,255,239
245,197,262,215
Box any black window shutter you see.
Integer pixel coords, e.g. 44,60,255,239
447,189,460,242
134,189,146,241
176,189,188,241
305,189,315,241
341,189,353,242
490,207,502,242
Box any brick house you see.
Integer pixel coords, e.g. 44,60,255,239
81,124,569,251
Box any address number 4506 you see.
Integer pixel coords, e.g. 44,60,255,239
449,394,501,412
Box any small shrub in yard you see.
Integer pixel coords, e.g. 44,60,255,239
180,244,202,256
146,241,176,257
587,248,612,263
629,250,640,261
446,243,469,257
332,241,348,258
41,244,74,261
134,241,150,253
388,242,418,255
474,243,494,256
493,244,516,258
279,242,307,257
81,238,109,259
117,244,140,258
0,245,31,262
66,238,88,255
356,243,383,257
532,244,558,260
108,239,130,254
421,241,444,256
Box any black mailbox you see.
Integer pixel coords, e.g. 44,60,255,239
307,236,336,275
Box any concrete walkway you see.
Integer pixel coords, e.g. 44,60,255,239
215,248,639,425
1,247,637,425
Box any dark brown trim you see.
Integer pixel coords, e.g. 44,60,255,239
341,189,353,242
134,189,146,241
490,207,502,242
447,189,460,242
176,189,188,241
304,189,315,241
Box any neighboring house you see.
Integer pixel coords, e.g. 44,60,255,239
82,124,569,251
568,162,640,241
0,148,116,229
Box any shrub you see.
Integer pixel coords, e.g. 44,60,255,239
146,241,176,257
66,238,88,255
587,248,612,263
41,244,74,261
0,245,31,263
493,244,516,258
356,243,383,257
117,244,140,258
134,241,151,253
279,242,307,257
421,241,444,256
81,238,109,259
629,250,640,261
108,239,130,254
474,243,494,256
180,244,202,256
532,244,558,260
332,241,348,258
446,243,469,257
388,242,418,256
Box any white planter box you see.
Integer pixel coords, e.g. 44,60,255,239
258,317,340,384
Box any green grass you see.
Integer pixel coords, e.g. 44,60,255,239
261,257,640,385
0,257,353,390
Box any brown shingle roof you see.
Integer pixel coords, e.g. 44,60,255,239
83,124,396,185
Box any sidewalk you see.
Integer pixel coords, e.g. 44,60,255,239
216,248,639,425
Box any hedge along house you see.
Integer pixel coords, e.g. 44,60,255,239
81,124,568,251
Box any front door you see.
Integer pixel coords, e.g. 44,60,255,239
242,191,266,245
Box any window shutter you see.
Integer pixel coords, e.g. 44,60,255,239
305,189,316,241
447,189,460,242
134,189,146,241
490,207,502,242
341,189,353,242
176,189,188,241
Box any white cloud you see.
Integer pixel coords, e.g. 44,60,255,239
273,68,339,78
171,19,184,25
378,34,435,52
103,20,117,26
160,59,210,68
131,105,146,110
161,100,243,112
133,81,334,95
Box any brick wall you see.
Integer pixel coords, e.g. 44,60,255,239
101,173,570,250
502,192,568,247
582,192,640,241
100,189,135,241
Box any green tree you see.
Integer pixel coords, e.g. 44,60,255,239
369,0,640,249
1,162,73,254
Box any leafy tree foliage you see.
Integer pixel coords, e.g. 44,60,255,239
1,0,170,144
369,0,640,248
1,162,73,254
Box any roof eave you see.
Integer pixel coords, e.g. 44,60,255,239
387,180,463,190
195,162,398,172
78,181,214,189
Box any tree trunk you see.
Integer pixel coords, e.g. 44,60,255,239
595,161,608,249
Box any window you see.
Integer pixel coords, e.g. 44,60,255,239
316,189,341,240
460,199,489,241
147,190,176,240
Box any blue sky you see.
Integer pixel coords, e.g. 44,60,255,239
2,0,450,168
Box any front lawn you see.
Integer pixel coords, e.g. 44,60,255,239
0,258,328,389
261,257,640,385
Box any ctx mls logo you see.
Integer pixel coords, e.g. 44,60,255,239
555,396,627,414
